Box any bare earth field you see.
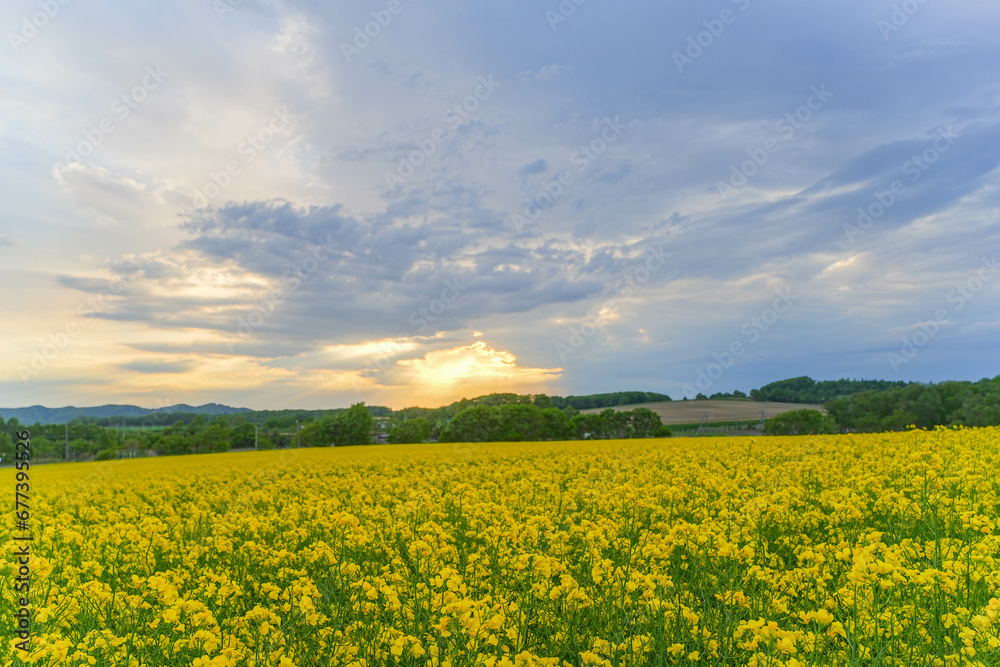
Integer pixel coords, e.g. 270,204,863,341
582,399,826,424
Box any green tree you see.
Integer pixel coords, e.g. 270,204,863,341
337,403,374,446
439,405,492,443
0,430,14,463
157,433,192,455
763,409,838,436
186,415,205,436
300,416,335,448
532,394,553,409
230,422,257,449
197,421,231,453
628,407,670,438
540,407,570,440
388,417,432,444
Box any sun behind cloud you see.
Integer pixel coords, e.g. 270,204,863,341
385,341,562,405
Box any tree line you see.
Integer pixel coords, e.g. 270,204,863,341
760,377,1000,434
0,405,375,463
393,404,671,444
750,376,911,404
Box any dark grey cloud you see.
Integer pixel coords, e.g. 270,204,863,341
121,360,196,374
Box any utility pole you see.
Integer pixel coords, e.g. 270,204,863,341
65,423,69,461
296,419,300,448
254,424,258,450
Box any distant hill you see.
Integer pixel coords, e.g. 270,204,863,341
0,403,250,425
749,376,912,404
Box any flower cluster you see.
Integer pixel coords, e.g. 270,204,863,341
2,426,1000,666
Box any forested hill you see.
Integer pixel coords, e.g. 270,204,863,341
750,376,912,403
0,391,670,428
826,377,1000,431
395,391,671,423
551,391,672,410
0,403,250,425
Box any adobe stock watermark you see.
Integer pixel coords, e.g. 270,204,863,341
844,126,958,244
383,76,501,188
225,236,338,352
715,85,833,201
8,0,72,54
192,107,291,209
683,288,798,398
673,0,752,73
52,66,169,177
340,0,416,63
545,0,588,31
213,0,245,20
887,255,998,371
19,270,131,383
877,0,931,40
555,245,671,362
509,116,629,232
366,276,471,373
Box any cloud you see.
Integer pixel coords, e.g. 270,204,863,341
378,340,561,405
121,360,197,374
4,0,1000,409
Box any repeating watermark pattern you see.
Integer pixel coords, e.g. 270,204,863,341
213,0,245,21
844,126,958,243
673,0,753,73
887,256,998,371
555,245,671,361
52,66,169,177
7,0,72,54
877,0,931,40
340,0,416,62
715,85,833,201
383,76,501,188
366,276,471,373
225,236,338,352
19,270,131,383
683,288,799,398
191,107,291,208
545,0,589,31
509,116,629,232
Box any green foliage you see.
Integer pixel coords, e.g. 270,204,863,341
300,403,373,447
708,390,748,399
549,391,671,411
0,429,13,462
569,408,671,440
230,422,257,449
751,376,911,404
763,409,838,436
338,403,374,446
300,416,335,448
186,415,205,436
826,377,1000,432
439,404,567,443
94,448,116,461
196,421,231,453
387,417,432,444
157,433,192,456
440,404,669,442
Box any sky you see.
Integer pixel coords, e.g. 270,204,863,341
1,0,999,411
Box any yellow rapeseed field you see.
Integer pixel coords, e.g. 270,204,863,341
3,427,1000,666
